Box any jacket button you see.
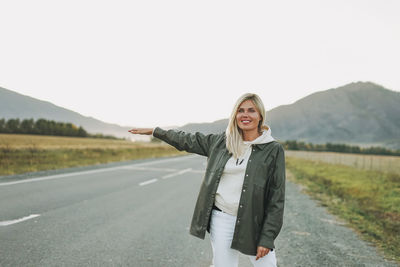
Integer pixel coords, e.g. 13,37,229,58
246,174,248,177
249,160,251,162
242,189,246,192
240,205,243,208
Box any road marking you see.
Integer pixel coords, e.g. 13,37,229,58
162,168,193,179
0,155,198,187
139,179,158,186
139,168,193,186
0,214,40,226
123,166,179,172
123,166,205,174
162,168,192,179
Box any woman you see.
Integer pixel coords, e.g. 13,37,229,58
129,93,285,267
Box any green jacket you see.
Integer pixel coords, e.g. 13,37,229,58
153,127,286,256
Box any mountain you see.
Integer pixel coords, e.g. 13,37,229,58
0,87,147,141
179,82,400,150
2,82,399,149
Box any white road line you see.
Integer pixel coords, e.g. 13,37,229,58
139,168,193,186
0,214,40,226
123,166,205,174
0,155,197,187
139,179,158,186
122,166,179,172
162,168,192,179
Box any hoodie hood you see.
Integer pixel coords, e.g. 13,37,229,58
236,125,275,158
243,125,275,145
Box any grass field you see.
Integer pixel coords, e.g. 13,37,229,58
286,156,400,263
286,150,400,174
0,134,185,176
0,133,159,150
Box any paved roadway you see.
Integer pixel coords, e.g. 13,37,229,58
0,155,397,267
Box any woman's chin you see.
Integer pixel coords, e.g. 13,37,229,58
239,126,257,131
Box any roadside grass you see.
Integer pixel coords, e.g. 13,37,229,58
0,134,185,176
286,150,400,174
286,156,400,263
0,133,157,150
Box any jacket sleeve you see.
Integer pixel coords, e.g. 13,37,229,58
257,144,286,249
152,127,218,157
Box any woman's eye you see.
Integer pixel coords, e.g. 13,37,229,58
238,109,256,113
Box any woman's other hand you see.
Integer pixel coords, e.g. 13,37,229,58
128,128,154,135
255,246,270,260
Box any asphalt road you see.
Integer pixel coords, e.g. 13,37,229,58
0,155,397,267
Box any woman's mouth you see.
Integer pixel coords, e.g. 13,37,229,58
241,120,251,124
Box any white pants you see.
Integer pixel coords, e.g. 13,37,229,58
209,209,277,267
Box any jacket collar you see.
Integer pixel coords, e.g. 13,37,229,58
242,125,275,151
222,125,276,151
252,142,276,150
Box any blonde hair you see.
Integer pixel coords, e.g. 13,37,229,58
225,93,268,159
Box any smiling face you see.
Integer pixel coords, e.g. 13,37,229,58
236,99,262,134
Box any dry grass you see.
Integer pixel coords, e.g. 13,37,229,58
286,156,400,263
0,133,158,150
286,150,400,175
0,134,185,176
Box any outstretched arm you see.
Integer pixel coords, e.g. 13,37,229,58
129,127,218,157
128,128,154,135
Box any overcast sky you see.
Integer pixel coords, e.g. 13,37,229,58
1,0,399,128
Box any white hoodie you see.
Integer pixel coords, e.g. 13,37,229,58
215,126,275,216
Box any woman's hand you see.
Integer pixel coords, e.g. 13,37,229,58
255,246,270,260
128,128,154,135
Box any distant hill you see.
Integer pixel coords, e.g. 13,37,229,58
2,82,399,149
179,82,400,150
0,87,147,141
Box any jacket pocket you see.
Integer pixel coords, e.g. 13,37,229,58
252,186,265,242
252,183,265,213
